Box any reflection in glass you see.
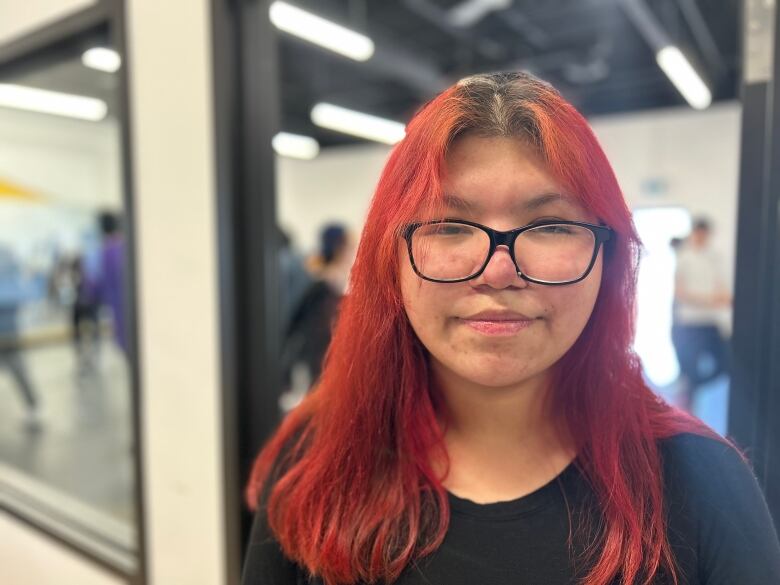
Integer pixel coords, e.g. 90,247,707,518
0,34,137,566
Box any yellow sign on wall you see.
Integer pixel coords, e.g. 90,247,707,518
0,178,42,201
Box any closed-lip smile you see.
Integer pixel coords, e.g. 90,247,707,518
462,309,535,322
459,310,537,336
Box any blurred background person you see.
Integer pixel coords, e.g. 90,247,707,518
277,225,312,405
673,218,731,410
277,226,311,343
70,254,101,375
280,223,355,410
97,211,127,356
669,236,685,406
0,244,41,430
304,223,355,295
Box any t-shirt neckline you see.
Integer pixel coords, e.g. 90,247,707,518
446,459,579,519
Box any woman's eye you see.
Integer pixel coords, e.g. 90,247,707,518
538,225,574,234
416,223,475,238
439,226,469,235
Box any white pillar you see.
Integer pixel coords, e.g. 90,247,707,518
125,0,226,583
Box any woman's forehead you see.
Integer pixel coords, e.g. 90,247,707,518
436,136,587,216
443,136,572,198
431,183,595,224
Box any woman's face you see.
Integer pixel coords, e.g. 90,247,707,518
399,135,603,390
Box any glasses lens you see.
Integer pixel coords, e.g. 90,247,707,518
515,224,596,283
411,222,490,281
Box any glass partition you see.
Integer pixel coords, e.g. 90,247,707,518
0,20,139,573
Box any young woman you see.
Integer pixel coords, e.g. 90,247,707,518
242,72,780,585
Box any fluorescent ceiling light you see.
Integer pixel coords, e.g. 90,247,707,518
311,103,405,145
656,46,712,110
269,2,374,62
273,132,320,160
82,47,121,73
0,84,107,121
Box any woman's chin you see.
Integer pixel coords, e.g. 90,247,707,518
442,360,544,390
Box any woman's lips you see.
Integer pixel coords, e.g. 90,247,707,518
459,311,537,336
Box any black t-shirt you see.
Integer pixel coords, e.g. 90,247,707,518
242,433,780,584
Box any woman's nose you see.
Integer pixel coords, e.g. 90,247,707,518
473,245,528,289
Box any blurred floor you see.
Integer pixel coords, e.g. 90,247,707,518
0,341,135,524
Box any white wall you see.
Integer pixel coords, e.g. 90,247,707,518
591,102,741,288
0,107,122,210
0,107,123,257
276,143,392,252
277,103,742,291
0,0,96,45
0,511,125,585
125,0,226,584
0,3,127,585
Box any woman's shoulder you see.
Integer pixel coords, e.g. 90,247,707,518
657,432,780,583
657,431,756,509
658,432,746,476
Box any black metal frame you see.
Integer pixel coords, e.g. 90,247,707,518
403,218,612,285
212,0,283,582
0,2,146,583
729,1,780,528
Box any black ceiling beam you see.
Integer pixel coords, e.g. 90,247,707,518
675,0,725,77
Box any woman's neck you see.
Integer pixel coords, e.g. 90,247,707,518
432,361,576,503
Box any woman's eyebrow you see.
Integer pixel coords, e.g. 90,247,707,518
522,192,577,212
442,192,577,214
441,194,478,213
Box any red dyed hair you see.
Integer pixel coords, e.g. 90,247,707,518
247,72,725,585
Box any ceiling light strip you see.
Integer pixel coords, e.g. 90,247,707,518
310,103,405,145
82,47,122,73
656,46,712,110
269,2,375,62
272,132,320,160
0,84,108,121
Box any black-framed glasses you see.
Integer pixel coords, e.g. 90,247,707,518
402,219,613,285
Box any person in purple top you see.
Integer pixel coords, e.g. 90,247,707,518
97,212,127,356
